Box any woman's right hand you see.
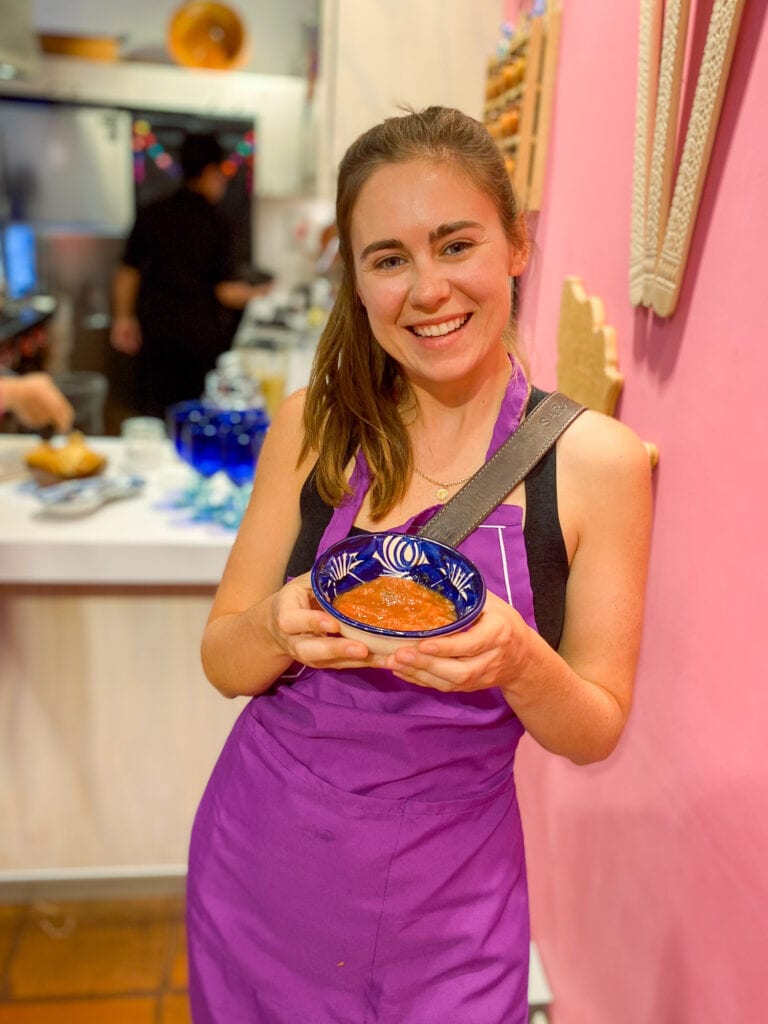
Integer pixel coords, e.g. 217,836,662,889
269,572,375,670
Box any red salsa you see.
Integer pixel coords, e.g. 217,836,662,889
333,576,457,631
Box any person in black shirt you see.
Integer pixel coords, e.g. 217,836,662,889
110,132,268,417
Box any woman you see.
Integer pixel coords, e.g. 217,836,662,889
187,107,652,1023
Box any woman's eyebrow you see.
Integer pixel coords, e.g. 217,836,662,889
429,220,482,242
359,238,402,261
358,221,483,262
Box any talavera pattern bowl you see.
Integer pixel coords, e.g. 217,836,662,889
310,531,486,656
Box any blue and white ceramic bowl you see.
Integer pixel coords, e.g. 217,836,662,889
311,531,486,656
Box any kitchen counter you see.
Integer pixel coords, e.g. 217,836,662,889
0,436,246,890
0,436,233,585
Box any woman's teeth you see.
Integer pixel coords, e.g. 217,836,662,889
411,315,469,338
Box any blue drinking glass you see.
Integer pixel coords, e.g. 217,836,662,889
165,400,210,507
181,418,225,520
221,430,257,487
216,414,269,528
166,400,208,455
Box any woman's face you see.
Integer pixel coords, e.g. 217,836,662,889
350,159,527,389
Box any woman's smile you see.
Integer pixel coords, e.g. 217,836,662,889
408,313,472,340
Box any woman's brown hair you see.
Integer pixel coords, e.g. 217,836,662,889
301,106,527,520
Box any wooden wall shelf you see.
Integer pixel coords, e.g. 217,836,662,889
483,3,561,211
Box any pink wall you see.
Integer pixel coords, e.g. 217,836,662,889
504,2,768,1022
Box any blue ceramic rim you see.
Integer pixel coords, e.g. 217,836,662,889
310,531,487,640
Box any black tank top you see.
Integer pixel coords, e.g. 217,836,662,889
285,387,569,649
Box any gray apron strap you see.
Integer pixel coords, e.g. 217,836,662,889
417,392,586,548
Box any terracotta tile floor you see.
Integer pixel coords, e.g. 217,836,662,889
0,897,190,1023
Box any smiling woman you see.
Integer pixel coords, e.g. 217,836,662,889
186,106,653,1024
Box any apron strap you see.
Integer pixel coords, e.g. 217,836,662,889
417,392,586,548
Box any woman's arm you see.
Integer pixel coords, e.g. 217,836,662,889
520,412,653,761
200,390,372,698
384,411,653,764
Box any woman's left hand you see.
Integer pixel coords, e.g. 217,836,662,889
381,590,531,692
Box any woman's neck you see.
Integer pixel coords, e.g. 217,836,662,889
405,350,517,471
407,350,513,430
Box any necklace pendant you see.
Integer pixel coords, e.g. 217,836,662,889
436,486,449,501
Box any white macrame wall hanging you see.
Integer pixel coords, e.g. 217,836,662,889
630,0,746,316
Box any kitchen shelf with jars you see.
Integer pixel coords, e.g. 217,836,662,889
484,1,562,211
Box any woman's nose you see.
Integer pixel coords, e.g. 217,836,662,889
409,263,450,310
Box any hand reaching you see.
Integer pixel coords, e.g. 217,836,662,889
0,373,74,433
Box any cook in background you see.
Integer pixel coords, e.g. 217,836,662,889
110,132,271,418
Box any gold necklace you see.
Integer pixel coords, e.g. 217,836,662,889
414,467,474,501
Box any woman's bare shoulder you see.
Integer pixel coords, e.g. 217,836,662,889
550,410,651,574
271,386,307,435
554,409,652,558
558,408,650,481
258,388,313,480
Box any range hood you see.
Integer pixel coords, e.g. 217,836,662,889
0,0,40,80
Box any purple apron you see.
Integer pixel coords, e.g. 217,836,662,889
187,368,537,1023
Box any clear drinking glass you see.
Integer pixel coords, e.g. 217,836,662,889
120,416,167,472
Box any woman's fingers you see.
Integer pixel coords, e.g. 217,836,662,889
277,607,339,638
386,646,493,691
291,634,372,668
271,581,375,667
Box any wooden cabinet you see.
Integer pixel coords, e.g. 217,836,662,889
483,4,562,211
0,437,243,884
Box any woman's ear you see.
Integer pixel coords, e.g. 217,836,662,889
508,245,529,278
507,214,530,277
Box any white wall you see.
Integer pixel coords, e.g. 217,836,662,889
317,0,504,196
256,195,334,291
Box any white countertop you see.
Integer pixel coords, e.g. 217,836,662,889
0,437,235,586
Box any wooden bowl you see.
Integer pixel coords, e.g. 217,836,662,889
167,2,247,70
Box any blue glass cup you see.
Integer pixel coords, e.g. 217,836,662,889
165,400,211,507
180,417,225,519
165,400,209,456
216,411,269,527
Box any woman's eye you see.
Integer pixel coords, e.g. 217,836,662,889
443,240,473,257
374,254,405,271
